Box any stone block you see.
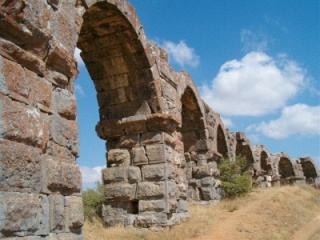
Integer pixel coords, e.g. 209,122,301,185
103,201,138,217
42,158,81,194
193,165,213,179
49,195,65,232
65,196,84,230
122,115,148,135
166,180,178,199
201,177,215,187
146,144,175,164
200,187,221,201
177,200,188,213
52,88,77,120
136,181,165,200
107,149,131,166
195,139,211,151
138,200,165,213
0,139,42,192
105,183,137,201
131,146,148,166
135,213,168,228
46,141,75,163
118,134,139,148
0,192,49,238
96,120,124,139
141,132,176,146
128,166,142,183
0,38,46,77
46,43,77,78
146,114,178,133
160,78,176,103
0,56,29,98
49,115,79,156
142,163,175,181
102,167,128,184
0,95,49,150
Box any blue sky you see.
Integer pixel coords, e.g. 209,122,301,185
75,0,320,189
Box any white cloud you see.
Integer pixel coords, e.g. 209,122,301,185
247,104,320,139
241,29,269,52
75,83,85,96
200,51,306,116
74,47,84,66
221,116,233,128
80,165,106,184
163,40,199,68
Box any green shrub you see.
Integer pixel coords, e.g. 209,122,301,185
219,156,252,197
82,182,105,221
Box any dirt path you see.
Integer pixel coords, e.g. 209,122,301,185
193,187,320,240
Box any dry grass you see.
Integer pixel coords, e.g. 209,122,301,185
83,185,320,240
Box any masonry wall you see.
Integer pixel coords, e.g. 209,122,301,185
0,0,318,239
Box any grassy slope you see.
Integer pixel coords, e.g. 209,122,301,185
83,185,320,240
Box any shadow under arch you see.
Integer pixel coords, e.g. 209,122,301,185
260,151,272,175
216,124,228,159
178,87,206,153
235,132,254,171
278,156,294,179
299,157,318,183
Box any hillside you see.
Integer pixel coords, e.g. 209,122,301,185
84,185,320,240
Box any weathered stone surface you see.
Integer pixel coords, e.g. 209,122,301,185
52,88,77,120
132,146,148,166
0,192,49,238
0,140,42,192
136,181,165,200
145,144,175,164
65,196,84,230
139,200,165,213
142,163,175,181
49,195,65,233
107,149,131,166
118,134,139,148
135,213,168,228
105,183,137,201
103,166,141,184
42,158,81,194
49,115,79,156
103,201,138,217
177,200,188,212
0,95,49,150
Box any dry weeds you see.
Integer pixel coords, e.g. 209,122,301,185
83,185,320,240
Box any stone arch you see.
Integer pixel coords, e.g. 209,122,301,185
178,86,206,153
260,151,272,175
216,124,228,159
234,132,254,171
278,156,294,179
299,157,318,183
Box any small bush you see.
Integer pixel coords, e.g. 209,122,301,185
219,156,252,197
82,182,105,221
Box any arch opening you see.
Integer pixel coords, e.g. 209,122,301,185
235,142,254,171
278,157,294,179
178,87,205,153
78,2,155,126
260,151,271,175
216,124,228,159
301,161,317,180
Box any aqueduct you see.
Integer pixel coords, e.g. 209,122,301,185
0,0,318,239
